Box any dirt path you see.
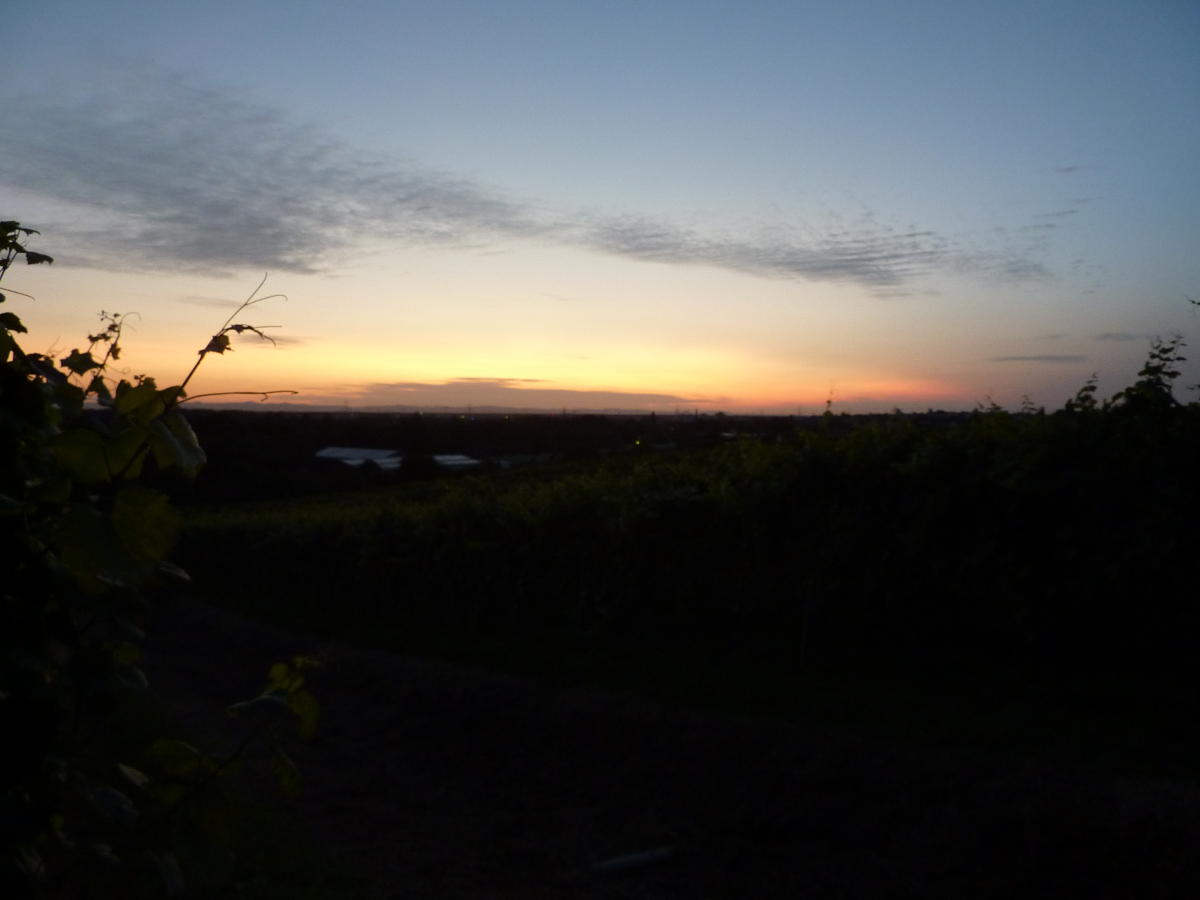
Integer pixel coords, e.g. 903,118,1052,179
144,596,1200,898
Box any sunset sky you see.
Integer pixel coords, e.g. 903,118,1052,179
4,1,1198,413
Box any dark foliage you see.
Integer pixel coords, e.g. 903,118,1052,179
1,222,316,897
185,339,1200,751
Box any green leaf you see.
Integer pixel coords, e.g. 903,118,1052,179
60,348,101,375
87,375,112,402
57,503,141,590
112,641,142,665
115,380,165,422
13,848,45,881
150,739,205,778
148,412,206,476
51,427,147,484
0,311,27,332
268,742,302,798
266,662,290,689
93,786,138,828
24,250,53,265
152,852,186,896
107,426,150,479
158,560,192,583
158,384,185,406
31,477,72,504
115,665,149,690
51,380,87,416
116,762,151,791
112,617,146,642
113,485,178,563
288,689,320,741
0,493,27,516
50,429,112,485
89,843,121,866
266,661,305,693
226,693,289,717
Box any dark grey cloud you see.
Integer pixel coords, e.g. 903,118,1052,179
350,378,704,411
572,218,959,287
454,376,545,384
1053,165,1082,174
991,258,1054,280
2,69,1058,292
1094,332,1152,342
990,355,1087,363
946,224,1056,284
3,72,541,274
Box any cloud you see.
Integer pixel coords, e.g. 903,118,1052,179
990,258,1054,280
945,222,1057,284
1053,165,1082,174
453,376,545,384
343,378,706,411
1034,209,1079,219
990,355,1087,363
571,217,963,287
2,70,541,274
1094,332,1152,342
2,68,1057,292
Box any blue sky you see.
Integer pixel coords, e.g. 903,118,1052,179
4,0,1198,411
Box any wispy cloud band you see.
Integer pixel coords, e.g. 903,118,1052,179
3,69,1057,292
990,354,1087,363
349,378,706,410
1094,332,1155,342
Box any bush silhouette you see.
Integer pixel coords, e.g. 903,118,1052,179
1,221,316,897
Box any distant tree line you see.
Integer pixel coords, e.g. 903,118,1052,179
184,340,1200,704
180,408,808,502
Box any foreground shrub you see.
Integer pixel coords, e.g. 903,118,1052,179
1,222,315,897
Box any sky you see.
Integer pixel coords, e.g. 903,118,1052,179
3,0,1198,413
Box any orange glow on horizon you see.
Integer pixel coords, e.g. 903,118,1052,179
177,356,969,412
13,262,977,414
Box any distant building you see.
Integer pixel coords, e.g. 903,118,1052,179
314,447,403,470
314,447,482,472
432,453,481,470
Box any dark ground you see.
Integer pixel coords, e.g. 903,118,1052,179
145,596,1200,899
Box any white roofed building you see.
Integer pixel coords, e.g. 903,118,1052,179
314,447,403,470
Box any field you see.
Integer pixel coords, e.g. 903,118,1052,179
159,392,1200,895
146,592,1200,899
180,396,1200,776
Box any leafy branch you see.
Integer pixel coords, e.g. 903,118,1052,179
2,220,316,897
175,273,287,402
0,219,54,283
98,275,290,482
